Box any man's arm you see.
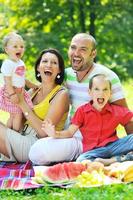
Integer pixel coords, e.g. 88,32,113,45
112,98,133,133
112,98,128,108
124,117,133,134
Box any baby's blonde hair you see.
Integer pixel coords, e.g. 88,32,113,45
3,32,24,48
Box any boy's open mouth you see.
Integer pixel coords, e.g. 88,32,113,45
97,98,105,104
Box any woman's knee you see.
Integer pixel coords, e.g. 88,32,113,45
0,124,9,157
29,141,45,165
29,138,57,165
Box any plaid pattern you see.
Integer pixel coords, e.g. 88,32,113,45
0,86,33,113
0,160,43,190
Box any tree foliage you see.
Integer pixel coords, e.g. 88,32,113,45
0,0,133,79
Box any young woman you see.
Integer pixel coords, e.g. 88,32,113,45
0,48,69,163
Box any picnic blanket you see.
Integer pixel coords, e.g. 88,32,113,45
0,160,43,190
0,160,133,190
0,161,86,190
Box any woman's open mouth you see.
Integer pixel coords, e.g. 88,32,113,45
44,71,52,76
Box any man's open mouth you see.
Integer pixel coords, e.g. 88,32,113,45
73,57,82,65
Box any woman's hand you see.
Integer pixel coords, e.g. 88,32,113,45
42,119,56,137
10,93,19,104
16,89,25,107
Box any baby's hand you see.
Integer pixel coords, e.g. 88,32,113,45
42,119,56,137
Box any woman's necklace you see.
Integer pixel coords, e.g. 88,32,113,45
76,65,93,82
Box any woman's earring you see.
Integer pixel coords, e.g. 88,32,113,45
56,74,61,79
37,73,40,77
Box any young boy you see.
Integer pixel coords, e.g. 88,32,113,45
42,74,133,165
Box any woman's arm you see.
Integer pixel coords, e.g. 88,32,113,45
25,79,38,90
4,76,15,95
17,93,44,137
17,89,70,138
4,76,19,104
45,89,69,126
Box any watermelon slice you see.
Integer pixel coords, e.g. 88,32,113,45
33,162,87,184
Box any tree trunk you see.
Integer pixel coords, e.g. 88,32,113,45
68,0,76,35
89,0,96,37
78,0,86,32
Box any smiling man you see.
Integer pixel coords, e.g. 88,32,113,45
65,33,132,133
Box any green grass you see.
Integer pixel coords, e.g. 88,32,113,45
0,79,132,199
0,183,133,200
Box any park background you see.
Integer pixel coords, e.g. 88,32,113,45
0,0,133,199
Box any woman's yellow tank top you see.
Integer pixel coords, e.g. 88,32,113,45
28,85,68,131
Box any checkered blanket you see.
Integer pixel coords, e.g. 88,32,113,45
0,160,43,190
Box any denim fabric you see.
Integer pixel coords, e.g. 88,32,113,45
76,134,133,162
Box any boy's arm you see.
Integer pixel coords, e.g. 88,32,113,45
42,119,79,138
55,124,79,138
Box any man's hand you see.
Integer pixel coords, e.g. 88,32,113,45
42,119,56,137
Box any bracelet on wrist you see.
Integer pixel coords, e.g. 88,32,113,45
24,111,29,117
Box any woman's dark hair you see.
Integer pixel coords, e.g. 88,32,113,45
35,48,65,85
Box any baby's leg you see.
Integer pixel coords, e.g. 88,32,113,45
12,113,23,132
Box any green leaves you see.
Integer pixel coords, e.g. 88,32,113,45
0,0,133,79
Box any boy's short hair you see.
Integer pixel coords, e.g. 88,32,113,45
89,74,112,89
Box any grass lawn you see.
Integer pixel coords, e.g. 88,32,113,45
0,79,132,199
0,183,133,200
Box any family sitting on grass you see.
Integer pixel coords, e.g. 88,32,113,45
0,32,132,166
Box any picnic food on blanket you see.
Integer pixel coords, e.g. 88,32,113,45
32,161,133,187
86,161,105,173
75,161,120,187
104,161,133,182
75,170,119,187
33,162,87,184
